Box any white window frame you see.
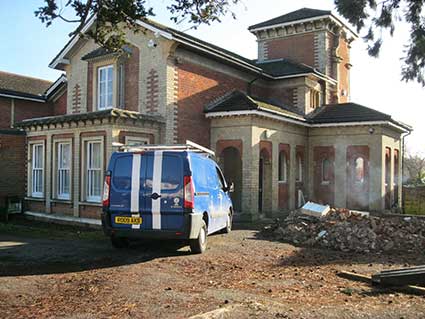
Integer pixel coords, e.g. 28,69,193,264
84,139,104,203
56,142,71,200
97,65,114,110
278,152,288,183
124,136,150,146
31,143,44,198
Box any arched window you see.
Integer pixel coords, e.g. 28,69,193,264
296,155,303,182
354,157,365,183
322,158,331,183
310,89,321,109
278,152,288,182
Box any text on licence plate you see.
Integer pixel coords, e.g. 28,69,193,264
115,216,142,225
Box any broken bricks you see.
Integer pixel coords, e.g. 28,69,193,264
264,208,425,253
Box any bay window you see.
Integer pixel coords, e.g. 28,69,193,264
86,141,102,202
57,142,71,200
31,143,44,197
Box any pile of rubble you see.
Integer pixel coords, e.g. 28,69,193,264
263,208,425,253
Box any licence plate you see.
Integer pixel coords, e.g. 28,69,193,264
115,216,142,225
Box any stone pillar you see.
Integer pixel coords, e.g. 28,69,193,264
390,147,395,207
241,133,259,221
73,132,80,217
334,142,347,207
289,144,296,210
45,134,52,213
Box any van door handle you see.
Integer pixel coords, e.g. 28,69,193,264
151,193,161,200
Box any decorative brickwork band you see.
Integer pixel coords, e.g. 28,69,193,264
146,69,159,114
72,84,81,114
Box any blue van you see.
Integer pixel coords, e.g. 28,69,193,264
101,141,234,253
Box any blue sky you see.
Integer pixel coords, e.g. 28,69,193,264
1,0,424,153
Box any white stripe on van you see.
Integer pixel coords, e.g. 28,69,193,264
131,154,141,213
151,151,163,230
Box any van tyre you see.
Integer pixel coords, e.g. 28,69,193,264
111,236,129,249
190,220,207,254
224,212,232,234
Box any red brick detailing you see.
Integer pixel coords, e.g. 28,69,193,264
0,97,11,129
124,46,140,112
278,143,290,210
27,135,47,141
295,145,305,208
313,146,335,206
265,33,315,66
51,90,67,115
51,202,74,216
52,133,74,139
146,69,159,113
0,133,25,209
346,145,370,210
216,139,243,157
79,205,101,219
260,140,272,160
385,147,391,209
394,149,400,205
118,131,155,144
80,131,107,138
72,84,82,113
87,62,93,112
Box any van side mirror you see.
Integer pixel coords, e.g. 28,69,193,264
227,182,234,193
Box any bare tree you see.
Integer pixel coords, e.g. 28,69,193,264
404,151,425,185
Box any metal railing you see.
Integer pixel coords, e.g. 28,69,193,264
112,140,215,156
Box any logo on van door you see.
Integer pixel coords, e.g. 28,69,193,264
172,197,181,208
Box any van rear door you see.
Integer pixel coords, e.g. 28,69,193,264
142,151,185,230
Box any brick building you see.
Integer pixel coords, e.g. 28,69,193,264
0,71,66,211
11,8,411,221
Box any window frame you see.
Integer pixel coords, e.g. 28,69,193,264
30,143,45,198
83,138,104,203
56,141,72,200
353,156,365,185
97,64,114,110
278,151,288,183
124,136,150,146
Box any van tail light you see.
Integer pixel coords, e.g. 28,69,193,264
183,175,194,209
102,174,111,208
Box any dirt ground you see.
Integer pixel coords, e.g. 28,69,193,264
1,219,425,319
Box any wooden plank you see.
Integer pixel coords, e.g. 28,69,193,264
337,271,372,283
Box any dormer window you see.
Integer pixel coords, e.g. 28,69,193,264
98,65,114,110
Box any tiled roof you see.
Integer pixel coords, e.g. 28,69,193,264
81,46,133,61
205,92,412,131
249,8,331,30
15,108,165,128
254,59,315,77
309,103,393,123
205,90,304,121
0,71,52,96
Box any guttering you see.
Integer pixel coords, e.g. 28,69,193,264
45,74,67,97
135,20,173,39
249,14,358,39
0,92,45,103
206,110,411,132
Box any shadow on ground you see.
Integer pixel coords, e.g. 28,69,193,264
0,233,191,277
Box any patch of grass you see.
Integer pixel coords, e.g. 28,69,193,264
0,216,104,241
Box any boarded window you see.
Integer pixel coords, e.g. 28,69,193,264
322,159,332,183
278,152,288,182
296,155,303,182
354,157,365,183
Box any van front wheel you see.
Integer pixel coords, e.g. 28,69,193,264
110,236,129,249
190,220,207,254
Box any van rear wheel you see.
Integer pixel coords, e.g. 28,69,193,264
190,220,207,254
111,236,129,249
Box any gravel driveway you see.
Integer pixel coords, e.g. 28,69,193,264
1,220,425,318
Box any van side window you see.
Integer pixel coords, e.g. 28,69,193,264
215,166,226,189
191,156,209,189
112,156,132,190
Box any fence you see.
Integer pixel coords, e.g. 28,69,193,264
403,186,425,215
